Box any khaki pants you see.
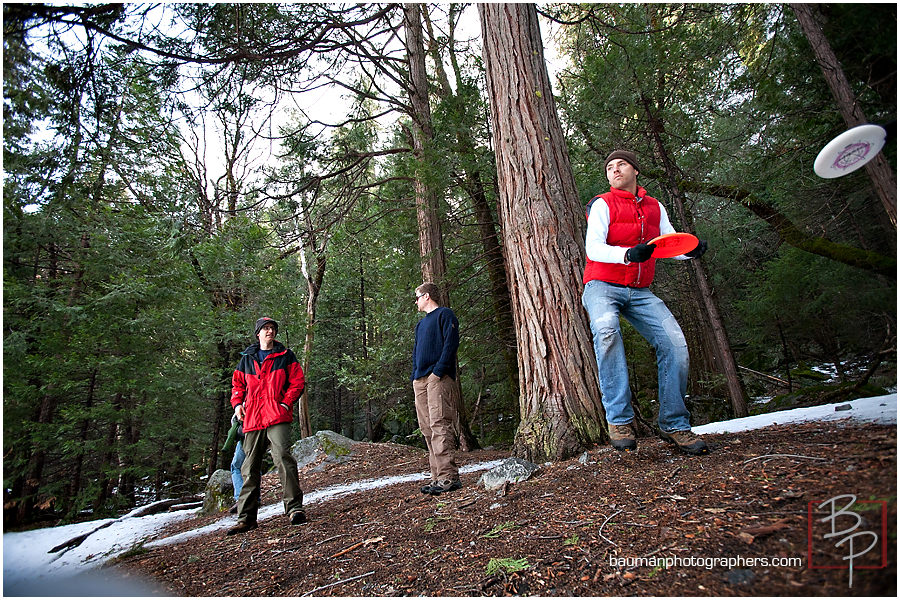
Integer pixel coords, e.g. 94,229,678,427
413,375,459,481
236,422,303,524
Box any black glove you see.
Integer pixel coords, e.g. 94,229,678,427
625,243,656,263
685,239,708,258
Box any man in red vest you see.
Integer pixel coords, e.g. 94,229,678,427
582,151,709,455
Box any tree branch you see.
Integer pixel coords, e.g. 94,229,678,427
649,172,896,277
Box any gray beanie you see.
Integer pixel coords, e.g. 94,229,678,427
254,317,278,336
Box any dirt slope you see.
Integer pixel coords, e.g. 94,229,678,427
116,421,896,596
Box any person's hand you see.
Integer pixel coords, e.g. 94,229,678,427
235,404,245,421
685,239,708,258
625,243,656,263
428,373,442,382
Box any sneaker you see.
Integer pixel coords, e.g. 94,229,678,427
420,481,436,494
290,510,307,525
608,422,637,452
660,430,709,455
427,479,462,495
226,521,258,536
228,502,238,514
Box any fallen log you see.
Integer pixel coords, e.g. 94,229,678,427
738,365,791,388
168,502,203,512
48,495,202,554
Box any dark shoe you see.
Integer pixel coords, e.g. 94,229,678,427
228,503,238,514
420,481,436,494
608,422,637,452
660,429,709,455
290,510,307,525
428,479,462,495
226,521,258,535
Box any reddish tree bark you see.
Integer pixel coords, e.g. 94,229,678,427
478,3,607,461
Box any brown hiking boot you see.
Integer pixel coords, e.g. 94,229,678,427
226,521,258,536
660,430,709,455
290,510,307,525
608,422,636,452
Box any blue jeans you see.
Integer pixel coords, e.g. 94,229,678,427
230,441,245,501
582,280,691,433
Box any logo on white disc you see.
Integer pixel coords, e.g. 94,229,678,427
832,142,871,171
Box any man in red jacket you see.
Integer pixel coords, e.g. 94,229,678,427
582,151,709,456
227,317,306,535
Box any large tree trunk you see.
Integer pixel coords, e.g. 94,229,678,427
404,4,480,451
404,4,448,295
479,3,607,462
792,4,896,227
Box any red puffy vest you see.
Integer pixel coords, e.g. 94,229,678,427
582,186,661,288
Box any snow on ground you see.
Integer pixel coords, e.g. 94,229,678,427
694,393,896,434
3,395,896,596
2,459,504,595
146,459,504,549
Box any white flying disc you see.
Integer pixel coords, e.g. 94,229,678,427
813,124,886,178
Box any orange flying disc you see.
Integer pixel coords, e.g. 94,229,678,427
647,232,699,258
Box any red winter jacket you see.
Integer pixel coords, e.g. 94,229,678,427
582,186,661,288
230,342,305,432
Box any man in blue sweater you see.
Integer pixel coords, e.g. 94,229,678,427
411,282,461,495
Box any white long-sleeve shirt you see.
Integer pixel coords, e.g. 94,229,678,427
585,197,681,264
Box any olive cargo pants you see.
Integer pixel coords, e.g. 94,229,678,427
236,422,304,524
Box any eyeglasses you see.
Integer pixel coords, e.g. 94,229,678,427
414,292,426,301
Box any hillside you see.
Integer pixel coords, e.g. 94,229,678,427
110,416,896,596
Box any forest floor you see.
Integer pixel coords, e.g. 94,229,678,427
116,420,896,597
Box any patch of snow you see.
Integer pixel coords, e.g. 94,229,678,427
750,395,773,405
3,459,505,595
810,364,837,379
3,510,196,594
148,459,505,548
694,394,896,435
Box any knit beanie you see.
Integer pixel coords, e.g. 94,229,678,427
254,317,278,336
605,150,640,173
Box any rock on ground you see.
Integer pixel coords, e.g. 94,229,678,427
477,457,540,491
292,430,357,471
200,469,233,514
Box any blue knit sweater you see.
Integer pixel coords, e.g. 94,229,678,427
411,306,459,381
